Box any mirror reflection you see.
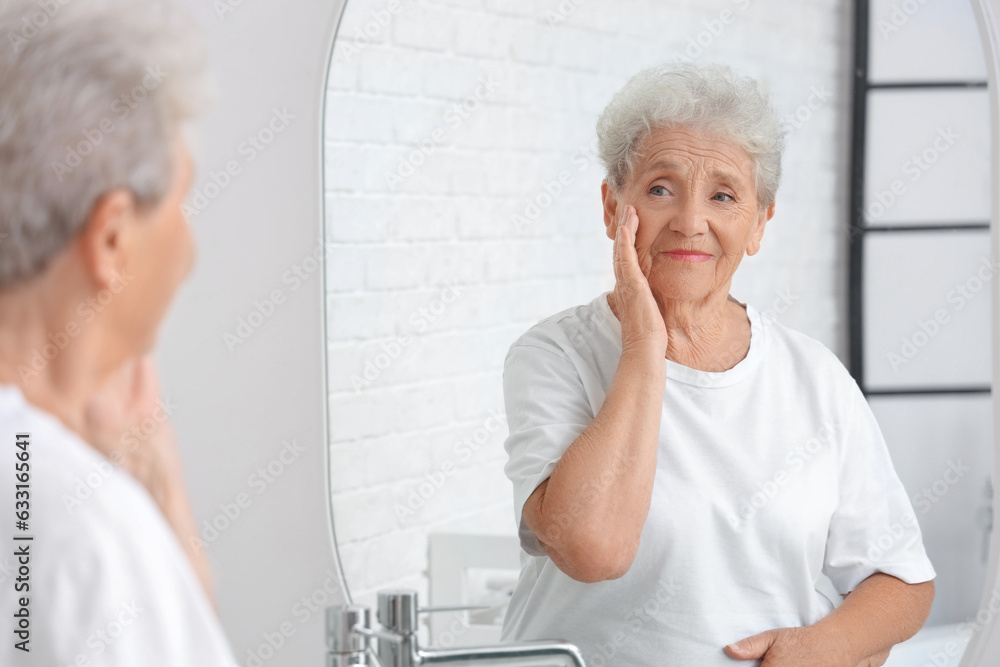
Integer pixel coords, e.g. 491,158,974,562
323,1,992,665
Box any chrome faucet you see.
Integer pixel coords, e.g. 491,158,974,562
326,588,586,667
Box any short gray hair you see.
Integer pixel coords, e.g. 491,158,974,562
596,62,785,209
0,0,214,288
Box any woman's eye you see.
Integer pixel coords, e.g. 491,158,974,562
713,192,734,202
650,186,669,196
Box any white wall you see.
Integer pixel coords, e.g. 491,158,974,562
324,0,853,619
156,2,346,665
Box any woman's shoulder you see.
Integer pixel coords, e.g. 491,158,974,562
0,383,169,554
506,292,615,363
754,311,857,386
3,388,150,517
0,383,96,490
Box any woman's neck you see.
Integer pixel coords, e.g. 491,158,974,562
0,275,110,438
663,297,751,372
609,290,751,372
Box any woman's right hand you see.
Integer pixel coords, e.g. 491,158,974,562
609,203,668,358
83,355,217,606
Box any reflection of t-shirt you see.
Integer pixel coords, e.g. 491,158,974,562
0,383,238,667
499,291,936,666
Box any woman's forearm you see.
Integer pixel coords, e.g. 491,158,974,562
814,573,935,663
524,344,666,582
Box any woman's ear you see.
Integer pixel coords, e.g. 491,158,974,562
746,200,775,257
602,181,619,241
75,188,136,290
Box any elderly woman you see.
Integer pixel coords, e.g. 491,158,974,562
499,62,935,666
0,0,237,664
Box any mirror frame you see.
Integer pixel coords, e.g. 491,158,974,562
963,0,1000,663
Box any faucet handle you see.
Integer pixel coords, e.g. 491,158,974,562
352,624,406,644
376,589,492,636
376,589,420,635
326,605,372,665
327,604,406,667
418,604,491,613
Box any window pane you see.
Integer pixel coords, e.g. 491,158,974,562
868,393,992,626
863,88,990,226
862,229,992,389
869,0,987,83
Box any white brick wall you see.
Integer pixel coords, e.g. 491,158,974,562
324,0,852,629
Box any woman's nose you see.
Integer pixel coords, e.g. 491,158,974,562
667,197,709,236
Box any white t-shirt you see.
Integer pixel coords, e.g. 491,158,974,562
0,383,238,666
499,291,936,666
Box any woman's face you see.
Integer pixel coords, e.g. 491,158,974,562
113,133,197,353
602,125,775,305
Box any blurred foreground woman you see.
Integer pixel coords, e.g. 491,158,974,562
0,0,237,664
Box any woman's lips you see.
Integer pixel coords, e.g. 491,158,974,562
662,250,713,263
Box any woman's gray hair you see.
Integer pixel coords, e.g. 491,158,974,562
0,0,214,288
597,62,785,209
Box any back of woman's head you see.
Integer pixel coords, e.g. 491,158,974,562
0,0,214,288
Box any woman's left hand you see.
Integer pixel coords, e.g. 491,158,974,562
724,625,885,666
